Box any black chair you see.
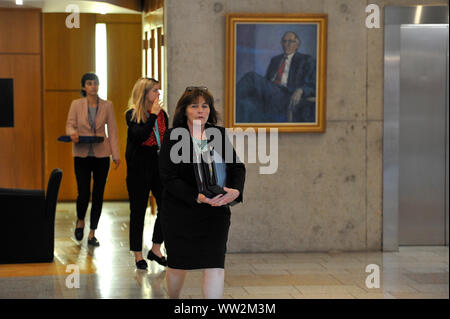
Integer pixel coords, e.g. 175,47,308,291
0,168,62,264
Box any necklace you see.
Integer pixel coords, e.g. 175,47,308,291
87,96,99,135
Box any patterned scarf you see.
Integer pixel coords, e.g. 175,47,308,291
142,111,166,147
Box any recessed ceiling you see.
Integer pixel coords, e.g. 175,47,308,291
0,0,141,14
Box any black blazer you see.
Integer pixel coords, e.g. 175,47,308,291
125,109,169,169
159,124,246,213
265,51,316,98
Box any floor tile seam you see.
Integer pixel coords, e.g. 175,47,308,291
307,262,335,271
349,291,397,299
352,282,418,294
327,272,348,286
249,260,327,266
285,269,350,275
388,292,450,299
0,273,72,280
402,273,450,285
382,284,421,294
241,285,299,294
293,284,366,292
407,283,450,291
246,262,258,274
257,258,330,265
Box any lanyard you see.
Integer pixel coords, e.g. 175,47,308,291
88,96,99,136
153,118,161,148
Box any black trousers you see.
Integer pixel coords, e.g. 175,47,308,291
126,147,164,252
74,156,110,230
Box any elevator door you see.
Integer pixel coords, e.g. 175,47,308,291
398,25,448,245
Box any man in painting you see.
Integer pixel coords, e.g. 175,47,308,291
236,31,316,123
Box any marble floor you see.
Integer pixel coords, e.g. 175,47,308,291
0,202,448,299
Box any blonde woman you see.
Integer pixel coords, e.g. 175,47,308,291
125,78,168,270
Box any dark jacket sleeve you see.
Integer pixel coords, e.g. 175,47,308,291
288,53,316,97
223,127,246,203
125,109,158,144
159,129,199,207
227,161,246,203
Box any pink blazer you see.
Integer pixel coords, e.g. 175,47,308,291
66,97,120,161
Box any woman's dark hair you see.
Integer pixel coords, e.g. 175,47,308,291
80,72,99,97
172,88,219,128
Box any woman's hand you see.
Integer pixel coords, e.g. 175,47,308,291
208,187,240,207
197,193,217,205
113,159,120,170
70,132,79,143
150,97,163,115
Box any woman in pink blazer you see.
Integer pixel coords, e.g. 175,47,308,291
66,73,120,246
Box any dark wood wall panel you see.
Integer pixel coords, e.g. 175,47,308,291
104,19,142,199
43,13,96,200
0,9,142,196
43,13,141,200
44,91,80,200
96,14,142,24
0,9,41,54
43,13,96,90
10,54,43,189
0,8,43,190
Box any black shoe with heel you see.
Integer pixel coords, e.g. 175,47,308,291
87,236,100,247
136,259,148,270
147,250,167,267
74,227,84,241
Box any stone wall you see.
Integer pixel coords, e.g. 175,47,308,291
164,0,448,252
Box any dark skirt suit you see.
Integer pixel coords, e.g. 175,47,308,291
125,109,168,252
159,124,246,270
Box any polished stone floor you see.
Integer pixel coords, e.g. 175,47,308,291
0,202,448,299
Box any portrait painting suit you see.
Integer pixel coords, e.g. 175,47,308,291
236,51,316,123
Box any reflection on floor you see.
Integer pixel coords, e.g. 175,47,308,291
0,202,448,299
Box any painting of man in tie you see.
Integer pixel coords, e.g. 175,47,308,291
225,14,327,132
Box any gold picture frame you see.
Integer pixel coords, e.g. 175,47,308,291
225,13,327,132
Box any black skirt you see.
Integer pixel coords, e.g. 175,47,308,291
161,193,231,270
158,125,245,270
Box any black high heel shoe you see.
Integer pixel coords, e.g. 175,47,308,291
147,250,167,267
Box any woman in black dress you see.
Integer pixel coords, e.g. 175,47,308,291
125,77,168,269
159,87,245,298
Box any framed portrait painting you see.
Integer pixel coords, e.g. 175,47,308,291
225,14,327,132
